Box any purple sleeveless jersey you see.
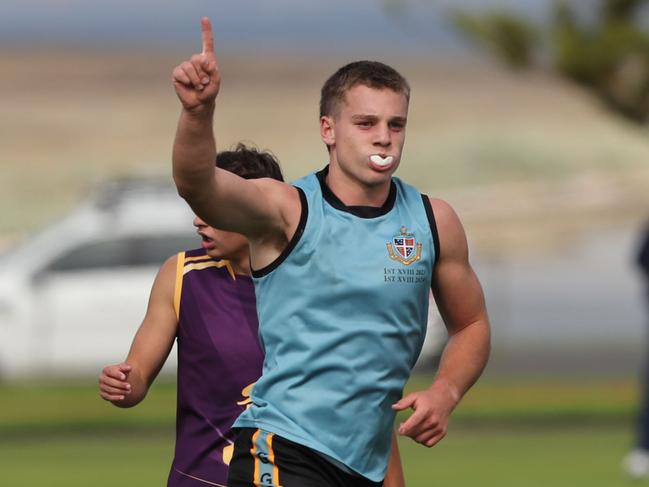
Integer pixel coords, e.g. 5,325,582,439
167,248,263,487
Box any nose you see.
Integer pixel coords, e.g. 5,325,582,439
193,215,206,228
374,123,391,148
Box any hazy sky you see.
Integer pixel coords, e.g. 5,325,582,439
2,0,546,55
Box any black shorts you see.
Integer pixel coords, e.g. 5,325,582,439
227,428,383,487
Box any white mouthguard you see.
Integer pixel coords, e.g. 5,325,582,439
370,155,394,167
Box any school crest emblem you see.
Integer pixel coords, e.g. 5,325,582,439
387,226,422,265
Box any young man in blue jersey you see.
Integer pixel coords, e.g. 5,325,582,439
172,17,490,486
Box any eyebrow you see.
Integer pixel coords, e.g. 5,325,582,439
351,114,378,122
390,116,407,124
350,115,407,123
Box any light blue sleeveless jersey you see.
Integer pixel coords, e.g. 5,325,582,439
234,167,439,482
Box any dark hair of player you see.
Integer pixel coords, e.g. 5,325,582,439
319,60,411,119
216,143,284,182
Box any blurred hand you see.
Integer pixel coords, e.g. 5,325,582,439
98,363,132,403
172,17,221,112
392,378,460,447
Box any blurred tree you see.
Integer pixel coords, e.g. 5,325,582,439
452,10,538,69
450,0,649,123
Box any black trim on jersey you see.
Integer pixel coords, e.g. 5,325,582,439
316,166,396,219
421,194,440,268
251,187,308,278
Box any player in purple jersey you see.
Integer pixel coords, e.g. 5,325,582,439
98,145,406,487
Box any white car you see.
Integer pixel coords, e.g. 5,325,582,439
0,179,197,378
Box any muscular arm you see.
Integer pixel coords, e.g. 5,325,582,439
393,198,490,447
171,18,298,246
98,256,179,408
430,198,490,401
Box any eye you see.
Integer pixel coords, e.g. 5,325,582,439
389,121,405,131
356,120,373,128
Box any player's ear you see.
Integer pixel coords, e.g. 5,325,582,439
320,116,335,146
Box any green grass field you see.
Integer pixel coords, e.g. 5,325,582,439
399,427,637,487
0,376,643,486
1,428,638,487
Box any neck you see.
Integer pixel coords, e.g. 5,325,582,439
228,254,251,276
326,163,391,207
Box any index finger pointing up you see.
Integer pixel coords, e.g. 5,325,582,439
201,17,215,54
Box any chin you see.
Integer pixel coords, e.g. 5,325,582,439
366,167,396,183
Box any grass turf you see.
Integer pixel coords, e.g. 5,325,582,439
399,426,637,487
0,376,643,486
2,434,174,487
0,428,639,487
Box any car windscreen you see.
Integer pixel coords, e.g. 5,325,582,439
45,233,198,273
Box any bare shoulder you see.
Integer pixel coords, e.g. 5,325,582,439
428,197,468,260
159,254,179,279
429,197,465,235
152,254,180,300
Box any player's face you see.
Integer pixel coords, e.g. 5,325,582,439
321,84,408,187
193,216,249,261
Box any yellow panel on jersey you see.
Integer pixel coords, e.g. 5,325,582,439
173,251,185,321
184,254,214,264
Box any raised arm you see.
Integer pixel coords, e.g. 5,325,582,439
393,198,490,447
98,256,179,407
172,18,297,242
